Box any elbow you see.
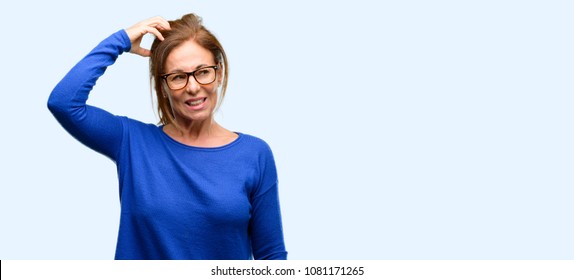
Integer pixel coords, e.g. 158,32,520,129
47,95,57,113
47,89,66,115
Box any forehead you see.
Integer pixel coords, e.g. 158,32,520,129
164,39,215,71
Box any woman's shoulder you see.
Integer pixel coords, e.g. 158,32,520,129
118,116,162,135
235,132,275,156
237,133,271,148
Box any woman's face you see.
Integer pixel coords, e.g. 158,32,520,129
163,39,221,124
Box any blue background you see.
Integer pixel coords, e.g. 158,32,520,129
1,0,572,259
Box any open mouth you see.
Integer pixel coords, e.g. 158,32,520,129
185,98,206,107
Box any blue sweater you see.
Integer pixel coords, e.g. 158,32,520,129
47,30,287,260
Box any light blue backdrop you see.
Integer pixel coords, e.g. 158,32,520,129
1,0,572,259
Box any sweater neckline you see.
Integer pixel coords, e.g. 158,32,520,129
157,125,243,151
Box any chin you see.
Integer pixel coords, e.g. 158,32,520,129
182,112,214,123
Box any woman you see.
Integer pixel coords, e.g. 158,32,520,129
47,13,287,260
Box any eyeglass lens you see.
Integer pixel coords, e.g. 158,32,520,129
166,67,216,89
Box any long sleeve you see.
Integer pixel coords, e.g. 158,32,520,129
47,30,132,161
47,29,288,260
249,144,288,260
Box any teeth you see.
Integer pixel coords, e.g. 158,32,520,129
188,99,204,106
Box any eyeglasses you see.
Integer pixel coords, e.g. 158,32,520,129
161,66,219,90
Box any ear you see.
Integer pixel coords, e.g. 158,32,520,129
161,83,171,98
217,63,224,85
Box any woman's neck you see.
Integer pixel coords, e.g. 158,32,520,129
163,118,237,147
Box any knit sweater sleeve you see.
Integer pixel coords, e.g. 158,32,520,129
47,30,131,161
249,142,288,260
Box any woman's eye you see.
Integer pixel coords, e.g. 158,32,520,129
196,69,210,77
171,74,187,81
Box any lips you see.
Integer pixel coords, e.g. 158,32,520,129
185,97,206,107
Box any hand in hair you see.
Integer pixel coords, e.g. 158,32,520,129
125,16,171,57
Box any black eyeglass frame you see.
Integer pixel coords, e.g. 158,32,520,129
161,65,220,90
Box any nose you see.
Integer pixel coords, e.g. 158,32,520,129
185,75,201,94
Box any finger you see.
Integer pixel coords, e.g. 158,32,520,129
143,17,170,32
132,46,151,57
155,23,170,31
157,18,171,30
138,48,152,57
151,20,171,31
149,16,171,30
145,26,165,41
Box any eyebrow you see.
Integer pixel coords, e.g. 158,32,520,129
166,64,210,73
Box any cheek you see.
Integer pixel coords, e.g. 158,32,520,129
206,85,219,98
170,90,184,101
